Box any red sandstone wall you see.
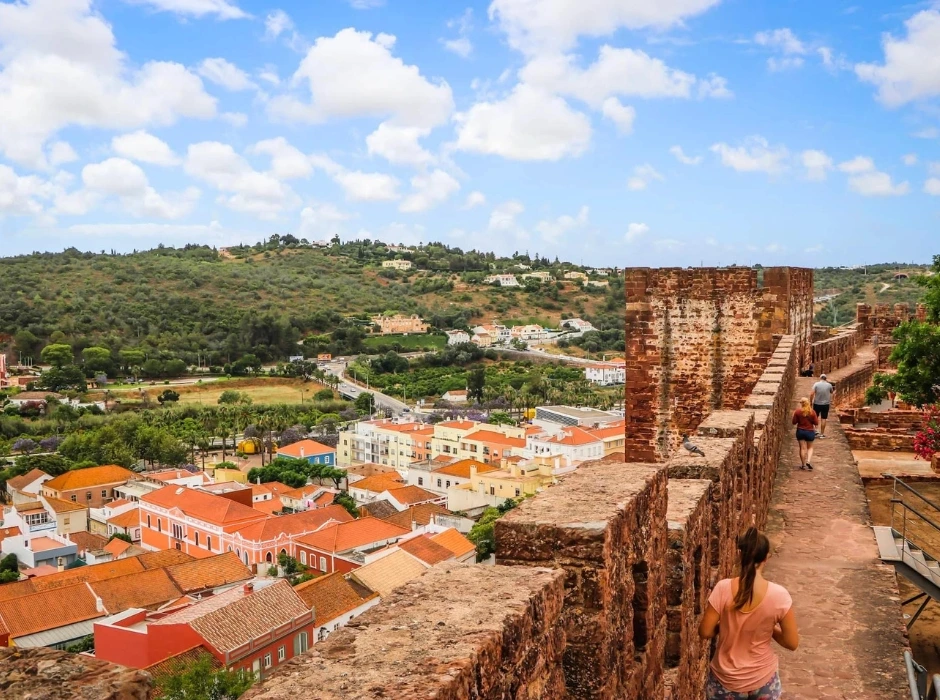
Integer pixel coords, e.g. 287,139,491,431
811,325,859,376
625,267,811,462
857,302,926,343
830,361,875,410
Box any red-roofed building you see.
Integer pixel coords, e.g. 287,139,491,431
94,579,315,678
275,439,336,466
460,429,527,463
294,519,410,574
527,425,604,463
227,506,353,567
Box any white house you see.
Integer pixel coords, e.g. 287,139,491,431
563,271,588,281
472,324,512,345
7,392,78,408
511,325,549,341
560,318,596,333
522,271,552,282
441,389,468,403
584,362,626,386
382,259,413,271
483,274,520,287
526,426,605,464
6,469,54,505
445,330,470,346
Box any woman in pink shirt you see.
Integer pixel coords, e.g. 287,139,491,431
699,527,799,699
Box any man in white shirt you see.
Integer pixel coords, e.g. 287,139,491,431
811,374,835,439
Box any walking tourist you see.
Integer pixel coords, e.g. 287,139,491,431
699,528,800,700
792,398,818,470
810,374,835,438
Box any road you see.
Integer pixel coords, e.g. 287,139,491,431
322,361,410,416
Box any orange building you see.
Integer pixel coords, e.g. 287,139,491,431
40,465,135,508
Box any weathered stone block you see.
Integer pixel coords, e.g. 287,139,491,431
0,647,152,700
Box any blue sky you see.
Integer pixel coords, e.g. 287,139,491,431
1,0,939,267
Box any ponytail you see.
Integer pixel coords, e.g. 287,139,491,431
733,527,770,611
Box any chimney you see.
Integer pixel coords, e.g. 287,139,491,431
57,556,65,572
300,447,305,458
243,582,254,594
256,476,261,485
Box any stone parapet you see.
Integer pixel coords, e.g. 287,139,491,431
811,325,859,376
0,647,152,700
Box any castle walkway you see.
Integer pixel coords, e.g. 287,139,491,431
765,371,909,699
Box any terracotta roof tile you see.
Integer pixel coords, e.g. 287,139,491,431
350,473,405,493
165,552,252,594
42,465,135,492
430,529,476,559
384,485,439,506
397,536,454,566
104,538,133,558
6,469,49,492
0,585,102,638
276,439,335,459
382,503,450,530
90,568,183,612
107,508,140,529
137,549,194,570
345,463,400,479
547,426,603,447
358,500,399,520
145,645,221,679
0,556,146,602
230,505,353,542
431,459,497,479
153,580,310,654
349,550,428,598
587,423,626,439
67,531,108,553
0,526,22,546
142,485,268,527
437,420,476,430
296,519,410,554
39,496,87,514
293,572,378,626
463,429,526,448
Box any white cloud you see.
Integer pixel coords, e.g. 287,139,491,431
669,145,702,165
902,153,918,166
366,122,435,167
265,9,293,39
625,222,649,242
805,244,823,253
856,9,940,106
488,0,722,53
536,205,588,242
754,28,806,55
120,0,247,19
463,191,486,209
80,157,198,219
801,149,833,181
249,137,312,180
520,47,698,105
915,127,940,139
184,141,298,217
767,57,804,72
711,137,789,175
627,163,664,190
0,0,216,168
198,58,255,91
348,0,384,8
48,141,78,167
601,98,636,134
442,8,473,58
453,84,591,161
925,178,940,196
221,112,248,127
400,169,460,212
0,165,53,216
299,202,351,238
818,47,850,72
489,200,525,232
698,73,733,99
112,130,180,166
334,171,401,202
837,156,909,196
269,28,454,129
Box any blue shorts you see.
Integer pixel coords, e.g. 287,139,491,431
796,428,816,442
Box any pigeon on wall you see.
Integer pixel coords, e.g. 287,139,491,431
682,435,706,457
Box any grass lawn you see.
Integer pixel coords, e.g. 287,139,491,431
100,378,329,406
362,333,447,351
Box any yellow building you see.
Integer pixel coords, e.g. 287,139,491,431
382,259,413,271
587,422,626,456
372,314,429,335
445,458,555,511
211,467,247,484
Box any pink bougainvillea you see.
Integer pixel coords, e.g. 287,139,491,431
914,405,940,461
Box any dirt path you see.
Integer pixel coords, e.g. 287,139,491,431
764,375,909,699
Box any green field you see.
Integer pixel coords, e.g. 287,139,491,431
362,333,448,352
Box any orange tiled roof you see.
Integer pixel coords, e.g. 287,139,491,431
350,473,405,494
296,519,410,554
67,531,108,553
293,572,378,626
165,552,252,594
41,496,87,514
147,469,206,482
0,557,146,602
382,503,450,530
42,465,135,492
587,423,626,439
430,528,476,559
107,498,132,510
153,579,310,654
145,645,221,678
432,459,497,479
276,439,335,458
463,429,526,448
6,469,49,492
398,535,454,566
437,420,477,430
548,426,602,447
279,485,320,501
251,498,285,515
104,538,133,558
107,508,140,529
346,463,400,478
90,568,182,612
231,505,353,542
137,549,195,570
0,527,21,546
0,585,102,638
384,485,440,506
250,481,292,497
358,500,400,520
349,550,428,598
142,485,268,527
313,491,336,507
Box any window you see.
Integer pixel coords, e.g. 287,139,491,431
437,479,442,488
294,632,309,655
446,481,451,488
482,447,489,455
206,536,212,551
515,488,521,497
70,494,76,502
300,551,307,565
86,492,92,501
63,516,70,526
194,532,200,546
158,519,162,533
632,561,650,660
263,654,272,669
319,556,327,572
101,490,107,498
277,646,286,662
490,486,495,495
417,477,423,486
147,515,151,528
